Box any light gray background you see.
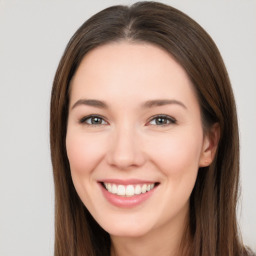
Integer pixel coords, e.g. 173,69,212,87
0,0,255,255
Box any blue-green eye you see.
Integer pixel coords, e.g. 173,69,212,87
80,115,108,125
149,115,176,126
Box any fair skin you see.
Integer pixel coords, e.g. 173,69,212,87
66,42,218,256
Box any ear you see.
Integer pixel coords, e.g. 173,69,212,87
199,123,220,167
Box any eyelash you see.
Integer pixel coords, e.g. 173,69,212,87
147,115,177,126
79,114,177,126
79,115,108,126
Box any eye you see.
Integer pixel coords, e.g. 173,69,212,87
79,115,108,126
148,115,176,126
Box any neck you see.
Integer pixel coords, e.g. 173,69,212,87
110,207,191,256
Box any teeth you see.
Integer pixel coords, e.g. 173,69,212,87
141,184,147,193
135,185,141,195
112,184,117,194
126,185,134,196
104,183,155,197
106,183,111,191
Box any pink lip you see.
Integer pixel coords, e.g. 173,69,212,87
98,181,158,208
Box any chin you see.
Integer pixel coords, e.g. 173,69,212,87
107,227,150,238
98,215,153,238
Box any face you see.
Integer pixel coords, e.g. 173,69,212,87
66,42,213,238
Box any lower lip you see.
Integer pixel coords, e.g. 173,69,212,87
99,184,157,208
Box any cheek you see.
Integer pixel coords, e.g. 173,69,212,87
66,132,107,176
148,129,203,175
65,131,108,210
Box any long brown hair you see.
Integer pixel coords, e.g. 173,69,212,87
50,2,251,255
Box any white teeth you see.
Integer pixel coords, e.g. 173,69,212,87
104,183,156,197
112,184,117,194
117,185,125,196
106,183,111,191
141,184,147,193
135,185,141,195
126,185,134,196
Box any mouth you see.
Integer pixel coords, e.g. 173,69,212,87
100,182,160,197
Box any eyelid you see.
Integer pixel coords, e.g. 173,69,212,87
79,114,108,125
146,114,177,126
78,114,176,126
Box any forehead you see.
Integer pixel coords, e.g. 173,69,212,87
70,41,197,108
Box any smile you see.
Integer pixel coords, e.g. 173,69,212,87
103,183,156,197
99,180,159,207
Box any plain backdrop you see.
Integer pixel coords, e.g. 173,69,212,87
0,0,255,255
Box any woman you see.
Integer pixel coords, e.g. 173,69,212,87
50,2,254,255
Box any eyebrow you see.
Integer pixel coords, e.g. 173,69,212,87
71,98,187,110
71,99,108,110
142,99,187,109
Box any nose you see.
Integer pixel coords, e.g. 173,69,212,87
106,125,146,170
